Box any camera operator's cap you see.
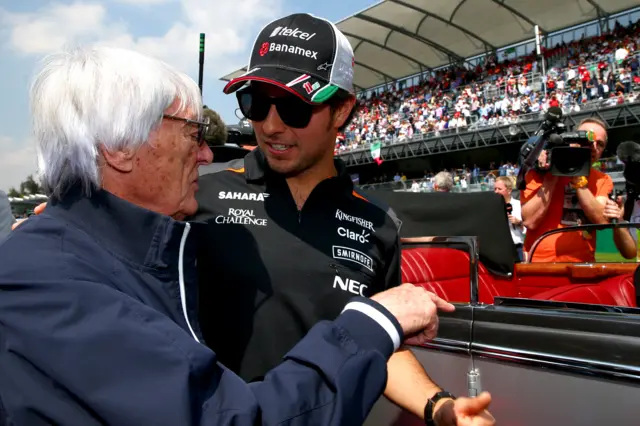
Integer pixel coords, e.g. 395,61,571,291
223,13,355,104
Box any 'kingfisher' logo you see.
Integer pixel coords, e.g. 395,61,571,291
259,42,269,56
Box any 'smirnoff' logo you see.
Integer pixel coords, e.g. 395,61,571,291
332,246,373,272
259,42,269,56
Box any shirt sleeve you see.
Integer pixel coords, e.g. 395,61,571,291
0,275,399,426
520,170,544,205
595,173,614,198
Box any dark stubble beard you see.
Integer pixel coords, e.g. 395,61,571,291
266,147,330,179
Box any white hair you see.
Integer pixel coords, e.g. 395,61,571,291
434,171,453,192
30,46,203,199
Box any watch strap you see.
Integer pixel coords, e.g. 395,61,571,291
424,391,456,426
571,176,589,189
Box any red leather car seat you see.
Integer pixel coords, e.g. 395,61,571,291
401,247,516,304
531,273,637,307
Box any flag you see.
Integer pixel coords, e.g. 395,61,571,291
370,141,383,165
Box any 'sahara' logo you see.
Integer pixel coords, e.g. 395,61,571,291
218,191,269,202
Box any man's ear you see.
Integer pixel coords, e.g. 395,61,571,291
99,145,136,173
332,95,356,129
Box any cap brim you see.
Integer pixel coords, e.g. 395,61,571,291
223,67,340,104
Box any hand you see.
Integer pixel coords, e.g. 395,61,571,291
603,198,624,222
433,392,495,426
12,202,46,230
507,214,520,225
371,284,455,345
537,150,550,170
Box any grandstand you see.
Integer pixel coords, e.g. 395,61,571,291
222,1,640,190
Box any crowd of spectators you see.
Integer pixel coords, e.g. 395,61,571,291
335,19,640,155
361,156,624,191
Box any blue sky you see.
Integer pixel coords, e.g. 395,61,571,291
0,0,374,191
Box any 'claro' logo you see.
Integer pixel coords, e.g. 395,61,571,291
337,226,369,244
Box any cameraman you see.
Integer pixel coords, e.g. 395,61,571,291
521,118,613,263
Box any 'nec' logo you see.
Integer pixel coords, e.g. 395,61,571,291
333,276,368,296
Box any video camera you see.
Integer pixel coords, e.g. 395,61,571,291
516,107,594,190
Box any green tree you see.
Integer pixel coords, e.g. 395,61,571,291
19,175,42,195
202,105,228,146
7,188,20,198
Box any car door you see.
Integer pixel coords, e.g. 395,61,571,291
365,237,478,426
470,299,640,425
365,234,640,426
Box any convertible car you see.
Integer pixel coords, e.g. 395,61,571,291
361,190,640,426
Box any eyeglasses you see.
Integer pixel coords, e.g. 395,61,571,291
163,114,210,146
236,88,315,129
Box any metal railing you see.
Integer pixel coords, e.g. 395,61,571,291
338,96,640,156
361,170,627,193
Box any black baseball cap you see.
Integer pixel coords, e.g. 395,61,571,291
223,13,355,104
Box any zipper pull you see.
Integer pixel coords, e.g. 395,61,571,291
330,263,342,277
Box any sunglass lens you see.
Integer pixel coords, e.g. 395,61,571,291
237,91,269,122
276,98,313,129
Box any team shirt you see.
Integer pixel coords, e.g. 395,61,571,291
193,149,401,381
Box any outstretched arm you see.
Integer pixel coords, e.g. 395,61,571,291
1,277,400,426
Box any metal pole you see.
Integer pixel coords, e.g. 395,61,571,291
198,33,205,95
535,25,547,97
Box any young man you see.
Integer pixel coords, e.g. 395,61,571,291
195,13,493,426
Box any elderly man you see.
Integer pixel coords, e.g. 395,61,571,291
0,46,452,426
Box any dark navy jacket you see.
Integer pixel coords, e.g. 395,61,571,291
0,186,402,426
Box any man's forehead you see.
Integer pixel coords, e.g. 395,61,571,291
165,99,198,120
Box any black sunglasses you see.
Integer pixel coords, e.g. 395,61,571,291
236,88,315,129
163,114,210,146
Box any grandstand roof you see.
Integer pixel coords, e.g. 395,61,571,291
220,0,637,90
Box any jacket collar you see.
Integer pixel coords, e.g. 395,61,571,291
243,148,354,195
46,184,200,272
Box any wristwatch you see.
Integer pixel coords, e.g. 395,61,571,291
571,176,589,189
424,391,456,426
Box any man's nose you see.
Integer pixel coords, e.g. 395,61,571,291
262,105,286,135
198,143,213,165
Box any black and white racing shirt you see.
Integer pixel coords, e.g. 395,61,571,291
193,149,401,382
